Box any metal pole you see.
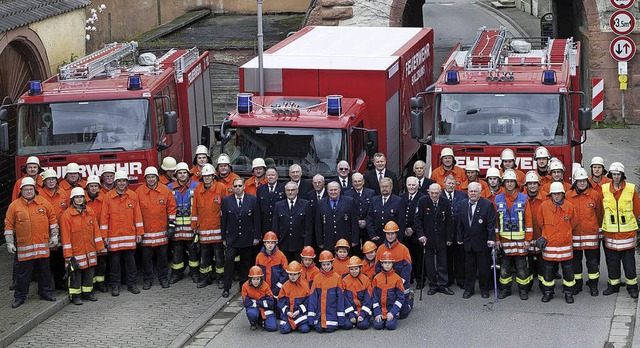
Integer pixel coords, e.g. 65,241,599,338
621,90,625,128
257,0,265,96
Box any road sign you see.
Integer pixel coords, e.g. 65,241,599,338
610,0,635,9
610,36,636,61
610,10,635,35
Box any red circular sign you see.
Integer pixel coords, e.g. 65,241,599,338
610,36,636,61
610,10,636,35
610,0,634,9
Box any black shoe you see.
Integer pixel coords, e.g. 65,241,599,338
497,289,511,299
628,288,639,299
9,280,17,291
40,293,56,302
96,282,108,293
111,287,120,297
169,273,183,284
72,296,83,306
197,280,209,288
574,283,583,295
217,280,225,290
565,293,574,304
427,288,437,295
250,323,257,331
143,281,152,290
190,273,200,283
222,290,230,298
603,284,620,296
160,279,170,288
456,282,465,290
440,287,455,296
541,293,553,303
481,291,490,299
128,286,140,294
589,285,599,297
12,299,25,308
82,293,98,302
463,291,474,299
519,289,528,300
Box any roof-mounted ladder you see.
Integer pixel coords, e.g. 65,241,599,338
464,26,509,70
58,41,138,80
172,47,200,83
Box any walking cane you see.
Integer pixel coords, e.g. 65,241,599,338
419,244,426,301
491,246,498,303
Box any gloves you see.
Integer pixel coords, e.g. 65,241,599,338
5,235,16,254
49,235,59,247
167,221,176,238
136,235,142,244
535,237,547,250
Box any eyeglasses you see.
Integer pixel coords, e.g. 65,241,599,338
338,168,349,171
233,185,243,187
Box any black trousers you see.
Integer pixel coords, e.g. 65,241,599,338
281,249,302,263
464,250,491,293
499,255,530,290
541,259,574,294
49,248,66,289
110,249,136,288
573,248,600,285
424,246,448,288
200,243,225,279
604,247,637,284
68,267,95,296
14,257,53,301
405,235,423,282
141,244,169,283
223,245,253,291
171,240,199,275
446,243,466,285
94,254,109,285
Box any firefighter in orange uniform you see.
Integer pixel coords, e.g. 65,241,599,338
40,169,69,290
566,168,603,296
523,171,547,291
255,231,289,296
100,170,144,296
60,187,105,305
459,160,489,194
277,261,312,334
190,145,212,179
59,163,87,191
216,153,240,196
541,161,572,194
308,250,346,333
601,162,640,298
85,175,109,292
99,164,116,195
372,251,405,330
300,246,320,288
242,266,278,331
5,177,59,308
498,149,526,187
244,158,268,196
343,256,373,330
159,157,177,186
191,164,226,288
482,168,504,202
136,166,177,290
333,238,351,277
12,156,44,201
589,156,611,193
536,182,578,303
430,147,467,188
361,241,377,280
533,147,553,186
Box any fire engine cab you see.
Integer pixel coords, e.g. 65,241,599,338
411,26,591,178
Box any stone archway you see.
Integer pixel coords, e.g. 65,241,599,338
307,0,425,27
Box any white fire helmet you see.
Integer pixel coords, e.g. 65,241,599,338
25,156,41,166
548,161,565,172
590,157,605,167
175,162,190,173
217,154,231,166
201,164,216,177
525,171,539,183
42,169,58,181
20,177,36,189
573,168,589,181
66,162,80,174
500,148,516,161
548,182,565,194
161,157,177,171
144,167,159,177
486,168,501,178
102,164,116,175
502,169,517,181
114,171,129,181
86,175,101,186
465,160,479,172
70,187,86,199
252,158,266,169
608,162,625,174
534,147,551,160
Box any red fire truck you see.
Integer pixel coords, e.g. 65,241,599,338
410,26,591,179
0,41,212,185
212,26,434,180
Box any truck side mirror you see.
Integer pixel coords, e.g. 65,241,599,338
0,109,8,152
366,130,378,156
578,107,591,131
200,125,211,147
410,97,425,139
164,111,177,134
220,119,233,150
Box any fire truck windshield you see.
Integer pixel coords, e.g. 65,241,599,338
435,93,567,146
226,127,345,179
16,99,152,156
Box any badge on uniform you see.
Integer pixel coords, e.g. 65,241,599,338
128,203,134,208
344,214,349,221
323,215,327,224
564,216,569,220
478,219,483,224
38,208,45,213
589,203,594,207
61,202,67,207
89,219,94,225
159,199,165,204
390,209,394,214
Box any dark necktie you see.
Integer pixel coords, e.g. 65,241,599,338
382,197,387,206
469,202,475,225
238,198,242,207
342,179,347,188
270,185,274,193
332,200,337,210
290,200,294,210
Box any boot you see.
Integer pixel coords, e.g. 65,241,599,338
573,279,583,295
628,285,639,299
143,281,152,290
82,292,98,301
159,278,170,288
197,274,212,289
519,289,528,300
541,292,553,303
71,295,83,306
9,280,17,291
497,288,511,299
564,293,574,304
587,281,599,297
95,282,108,293
169,272,183,284
603,284,620,296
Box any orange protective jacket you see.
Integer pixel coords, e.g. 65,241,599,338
333,257,350,278
536,199,577,261
12,175,44,201
536,169,553,187
218,172,241,197
85,194,104,225
60,207,104,269
459,179,489,194
371,269,405,317
40,187,69,221
526,191,547,253
4,196,57,261
499,168,526,188
191,181,226,244
242,280,276,320
59,179,87,192
100,189,144,251
255,247,289,296
362,258,377,281
244,176,267,196
589,176,611,194
430,165,468,188
566,187,604,250
482,186,505,203
159,174,175,186
541,181,572,195
301,263,320,288
343,273,373,319
136,184,177,247
277,279,311,329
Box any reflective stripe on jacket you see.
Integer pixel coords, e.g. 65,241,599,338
4,196,57,261
60,207,104,269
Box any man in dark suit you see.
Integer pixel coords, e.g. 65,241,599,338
273,181,312,262
442,174,467,288
366,177,406,245
413,160,436,195
456,182,497,299
315,182,359,250
343,172,374,257
306,174,327,217
336,160,353,191
400,176,426,288
289,164,313,197
364,152,399,195
257,168,286,235
414,183,455,295
221,178,261,298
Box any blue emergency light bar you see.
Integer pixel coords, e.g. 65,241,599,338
542,70,557,85
445,70,460,85
29,81,42,96
327,95,342,116
237,93,253,114
127,75,142,90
